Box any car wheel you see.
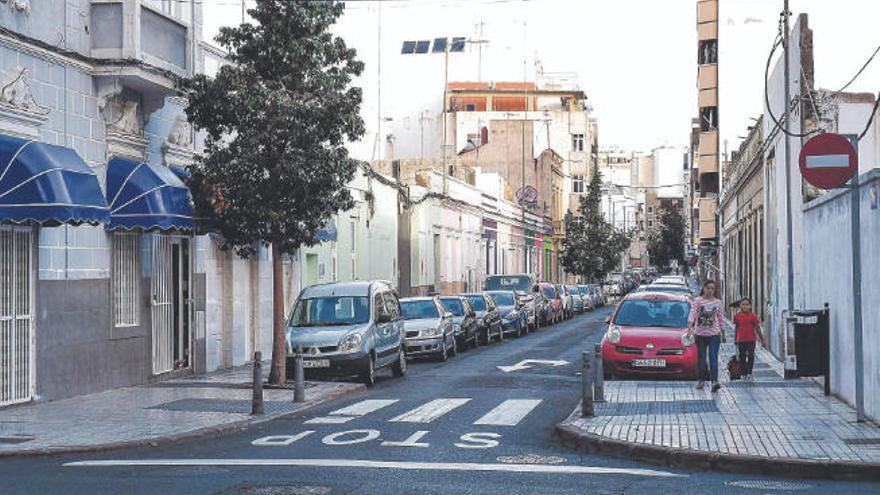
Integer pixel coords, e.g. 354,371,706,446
439,336,449,362
361,354,376,387
392,346,407,378
517,322,524,337
450,334,458,357
471,330,481,348
497,324,504,342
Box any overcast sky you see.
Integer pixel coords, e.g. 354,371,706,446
203,0,880,155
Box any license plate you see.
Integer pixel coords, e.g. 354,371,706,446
632,358,666,368
302,359,330,368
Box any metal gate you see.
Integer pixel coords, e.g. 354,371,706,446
0,226,33,406
151,235,174,374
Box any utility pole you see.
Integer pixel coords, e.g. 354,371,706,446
782,0,795,327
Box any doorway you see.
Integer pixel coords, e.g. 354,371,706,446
0,226,33,406
151,235,191,375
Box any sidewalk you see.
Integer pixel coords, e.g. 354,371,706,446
0,363,363,457
556,344,880,480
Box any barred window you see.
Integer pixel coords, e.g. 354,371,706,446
112,232,140,327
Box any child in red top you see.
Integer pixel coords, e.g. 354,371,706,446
733,298,764,382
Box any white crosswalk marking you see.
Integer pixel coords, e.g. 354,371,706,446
473,399,542,426
330,400,400,417
304,416,355,425
389,398,471,423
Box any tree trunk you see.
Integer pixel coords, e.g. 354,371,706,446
269,241,287,385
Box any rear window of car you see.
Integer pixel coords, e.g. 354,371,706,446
567,287,579,295
613,299,690,328
542,286,555,299
488,292,515,306
644,286,690,294
401,300,439,320
440,298,465,316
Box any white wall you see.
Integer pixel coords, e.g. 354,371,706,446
653,145,685,198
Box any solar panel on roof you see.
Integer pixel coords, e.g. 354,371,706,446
432,37,447,53
401,41,416,54
450,37,466,52
415,40,430,53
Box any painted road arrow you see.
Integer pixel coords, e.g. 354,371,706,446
496,359,569,373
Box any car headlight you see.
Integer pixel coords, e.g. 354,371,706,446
681,331,695,347
339,332,363,352
606,325,622,344
423,325,444,337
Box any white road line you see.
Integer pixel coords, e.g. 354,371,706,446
329,399,399,417
389,398,471,424
304,416,355,425
62,458,683,478
473,399,542,426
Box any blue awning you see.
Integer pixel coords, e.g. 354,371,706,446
105,156,194,231
0,135,109,225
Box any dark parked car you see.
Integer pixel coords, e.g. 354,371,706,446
462,293,503,344
439,296,480,349
486,290,528,337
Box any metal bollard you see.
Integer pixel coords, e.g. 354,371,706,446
593,343,605,403
581,350,594,417
251,351,264,415
293,345,306,403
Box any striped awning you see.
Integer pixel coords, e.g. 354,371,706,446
105,156,194,231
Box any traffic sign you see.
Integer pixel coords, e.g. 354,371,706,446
799,133,858,190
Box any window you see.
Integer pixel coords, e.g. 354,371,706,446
571,134,585,152
142,0,191,24
349,220,356,253
465,103,476,112
699,39,718,65
573,175,585,193
112,232,140,327
432,37,447,53
648,220,654,228
647,206,654,213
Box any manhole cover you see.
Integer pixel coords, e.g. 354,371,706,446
725,480,813,491
496,454,567,464
237,485,331,495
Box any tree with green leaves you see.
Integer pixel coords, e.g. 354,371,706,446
561,170,632,282
647,201,687,271
179,0,365,384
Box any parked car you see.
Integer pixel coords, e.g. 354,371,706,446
486,290,528,337
438,296,480,350
401,296,458,361
601,292,696,380
555,284,573,319
589,284,607,307
636,284,693,298
538,282,563,324
285,280,406,386
462,293,503,344
576,285,595,311
603,272,626,297
485,274,538,330
565,285,585,314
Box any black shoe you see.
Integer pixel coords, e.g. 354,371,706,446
711,382,721,393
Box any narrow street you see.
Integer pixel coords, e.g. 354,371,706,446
2,307,878,495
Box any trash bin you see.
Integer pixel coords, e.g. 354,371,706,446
792,307,830,379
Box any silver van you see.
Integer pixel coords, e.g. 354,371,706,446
285,280,406,386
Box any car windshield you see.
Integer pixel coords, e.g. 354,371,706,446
401,300,439,320
440,298,465,316
489,292,515,306
289,296,370,327
567,287,579,295
542,287,555,299
613,300,691,328
578,286,589,294
465,296,486,311
485,275,531,291
606,273,623,283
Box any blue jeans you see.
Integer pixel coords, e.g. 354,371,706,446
696,334,721,382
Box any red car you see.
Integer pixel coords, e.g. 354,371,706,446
601,292,697,379
538,282,564,325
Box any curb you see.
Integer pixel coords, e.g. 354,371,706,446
0,382,365,459
554,417,880,482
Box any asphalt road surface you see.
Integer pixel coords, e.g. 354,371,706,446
3,306,879,495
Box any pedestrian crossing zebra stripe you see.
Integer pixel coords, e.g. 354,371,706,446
330,399,400,417
389,398,471,423
304,416,355,425
473,399,542,426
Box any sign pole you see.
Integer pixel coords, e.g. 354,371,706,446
850,171,865,422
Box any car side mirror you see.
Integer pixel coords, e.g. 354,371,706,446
604,316,611,324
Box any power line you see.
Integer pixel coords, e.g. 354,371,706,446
763,34,818,139
833,44,880,95
858,92,880,140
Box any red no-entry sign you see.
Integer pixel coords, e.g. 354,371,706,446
799,133,858,189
